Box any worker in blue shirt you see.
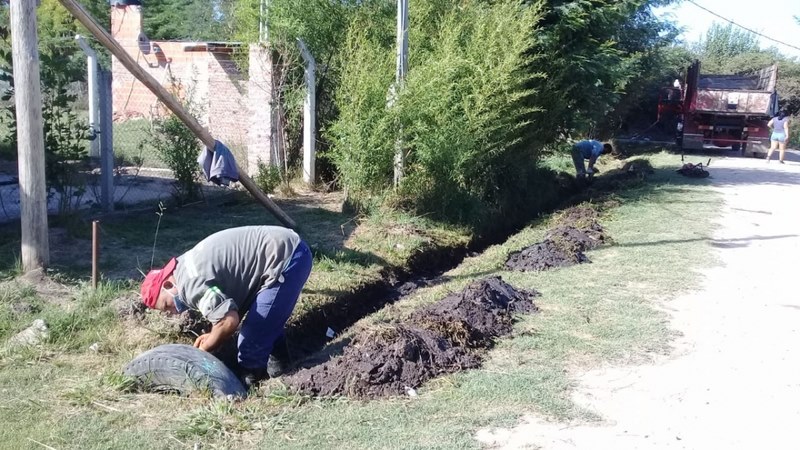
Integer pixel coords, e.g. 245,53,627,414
571,140,613,179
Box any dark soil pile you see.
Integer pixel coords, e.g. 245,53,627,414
546,206,608,251
409,276,538,348
285,277,537,398
505,240,589,271
505,205,608,272
285,324,479,398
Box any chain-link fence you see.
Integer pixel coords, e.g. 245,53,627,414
0,46,250,224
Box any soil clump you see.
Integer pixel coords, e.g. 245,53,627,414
285,277,537,398
409,276,538,348
176,309,210,337
505,205,608,272
285,324,479,398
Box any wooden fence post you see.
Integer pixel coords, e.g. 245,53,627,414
10,0,49,271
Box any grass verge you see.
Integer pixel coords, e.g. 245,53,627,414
0,151,720,449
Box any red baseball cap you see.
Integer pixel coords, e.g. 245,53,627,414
140,257,177,309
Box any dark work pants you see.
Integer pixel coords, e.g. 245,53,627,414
237,240,312,370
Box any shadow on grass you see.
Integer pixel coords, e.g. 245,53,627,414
617,233,798,249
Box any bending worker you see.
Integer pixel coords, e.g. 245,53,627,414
140,226,312,387
571,139,613,178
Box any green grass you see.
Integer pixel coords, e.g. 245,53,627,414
0,151,721,449
113,119,164,169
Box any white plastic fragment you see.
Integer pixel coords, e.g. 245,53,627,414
326,327,336,339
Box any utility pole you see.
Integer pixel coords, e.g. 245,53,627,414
10,0,50,271
393,0,409,187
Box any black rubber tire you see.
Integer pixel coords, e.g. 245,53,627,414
123,344,247,398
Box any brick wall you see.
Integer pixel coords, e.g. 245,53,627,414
207,52,247,158
247,46,275,175
110,4,271,174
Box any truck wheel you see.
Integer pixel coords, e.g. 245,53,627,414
123,344,247,398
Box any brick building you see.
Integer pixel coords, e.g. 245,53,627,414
110,0,275,174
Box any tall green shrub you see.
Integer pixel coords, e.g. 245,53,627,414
149,83,202,204
329,0,545,223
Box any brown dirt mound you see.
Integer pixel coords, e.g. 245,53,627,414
284,324,479,398
409,276,538,348
284,277,537,398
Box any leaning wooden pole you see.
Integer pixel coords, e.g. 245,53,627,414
11,0,50,271
58,0,297,230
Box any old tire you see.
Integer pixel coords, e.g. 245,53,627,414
123,344,247,398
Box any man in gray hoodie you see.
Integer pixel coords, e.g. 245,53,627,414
140,226,312,387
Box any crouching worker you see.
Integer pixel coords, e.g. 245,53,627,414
140,226,312,388
571,140,613,179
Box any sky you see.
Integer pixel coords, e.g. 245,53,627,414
655,0,800,58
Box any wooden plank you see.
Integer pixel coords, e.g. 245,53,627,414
10,0,50,271
57,0,297,230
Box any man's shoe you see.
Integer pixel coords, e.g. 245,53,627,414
240,367,269,390
267,335,292,378
267,354,287,378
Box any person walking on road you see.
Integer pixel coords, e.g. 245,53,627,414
766,111,791,164
571,140,613,179
140,226,312,388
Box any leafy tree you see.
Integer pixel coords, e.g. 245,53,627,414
531,0,683,139
693,23,760,74
143,0,235,41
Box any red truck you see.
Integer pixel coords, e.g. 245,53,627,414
659,61,780,156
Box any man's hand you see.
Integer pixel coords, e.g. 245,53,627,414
193,333,218,351
193,310,240,352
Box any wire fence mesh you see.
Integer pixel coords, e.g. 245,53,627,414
0,45,256,224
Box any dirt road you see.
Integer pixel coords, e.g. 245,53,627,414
477,151,800,450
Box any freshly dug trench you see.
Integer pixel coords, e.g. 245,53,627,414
284,324,479,398
409,276,538,348
285,277,537,398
